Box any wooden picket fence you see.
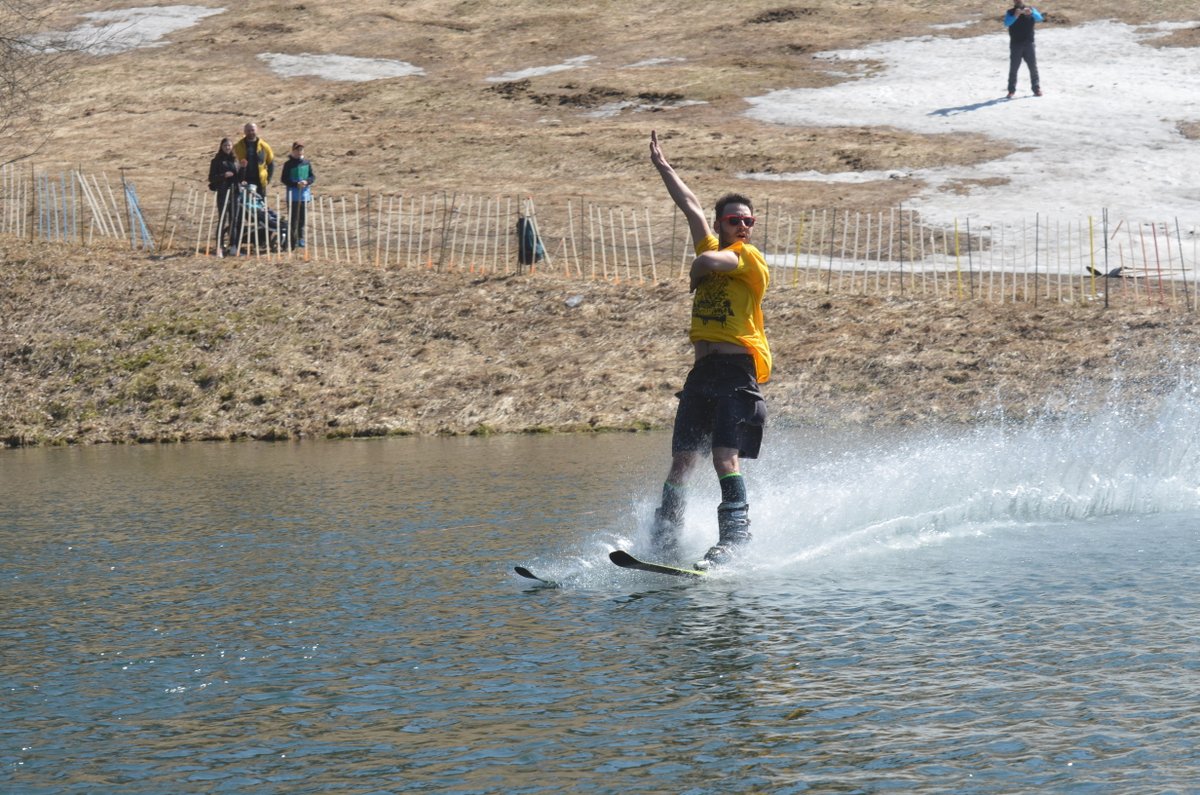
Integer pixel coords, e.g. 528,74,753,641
2,163,1197,309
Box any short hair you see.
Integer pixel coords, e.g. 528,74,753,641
714,192,754,219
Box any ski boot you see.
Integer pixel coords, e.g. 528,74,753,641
649,506,681,560
694,501,752,571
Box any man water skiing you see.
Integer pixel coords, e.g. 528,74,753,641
648,130,772,571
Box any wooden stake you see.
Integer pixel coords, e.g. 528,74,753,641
354,195,362,266
1176,217,1191,311
851,211,861,293
619,208,634,283
504,197,512,274
376,193,387,268
596,205,609,281
567,199,579,278
645,206,657,283
824,208,835,294
448,194,463,271
589,203,599,281
417,194,428,269
196,184,209,255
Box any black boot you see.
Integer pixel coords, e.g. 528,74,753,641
649,482,685,559
650,507,681,559
695,501,752,570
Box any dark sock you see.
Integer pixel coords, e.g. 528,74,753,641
719,473,747,504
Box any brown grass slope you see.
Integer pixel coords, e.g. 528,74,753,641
4,241,1200,447
29,0,1200,212
5,1,1200,446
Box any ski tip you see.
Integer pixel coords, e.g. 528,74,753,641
608,550,636,566
514,566,559,587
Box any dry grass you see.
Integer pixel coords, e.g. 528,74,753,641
4,239,1200,446
29,0,1200,213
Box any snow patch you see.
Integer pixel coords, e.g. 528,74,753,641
586,99,707,119
743,20,1200,223
31,5,224,55
624,56,687,68
485,56,596,83
258,53,425,82
740,169,913,184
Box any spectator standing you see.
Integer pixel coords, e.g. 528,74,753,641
207,137,240,252
233,122,274,196
280,142,316,249
1005,1,1044,98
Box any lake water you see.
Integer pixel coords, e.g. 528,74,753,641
4,387,1200,794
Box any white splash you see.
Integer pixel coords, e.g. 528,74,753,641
753,374,1200,566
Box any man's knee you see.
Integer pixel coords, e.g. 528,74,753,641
668,450,702,482
712,446,740,477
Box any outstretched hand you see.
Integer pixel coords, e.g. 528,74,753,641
650,130,669,170
650,128,711,252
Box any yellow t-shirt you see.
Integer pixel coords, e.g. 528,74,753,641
691,234,772,383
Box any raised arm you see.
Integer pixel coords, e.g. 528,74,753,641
650,130,712,246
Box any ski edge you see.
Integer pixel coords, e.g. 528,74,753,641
608,549,706,579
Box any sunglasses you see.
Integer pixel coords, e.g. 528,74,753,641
722,215,756,227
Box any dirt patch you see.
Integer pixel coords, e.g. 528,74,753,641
749,7,819,25
1146,23,1200,48
939,176,1011,195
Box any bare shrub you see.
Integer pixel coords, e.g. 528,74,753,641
0,2,95,164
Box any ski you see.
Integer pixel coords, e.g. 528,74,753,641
513,566,559,587
608,550,707,579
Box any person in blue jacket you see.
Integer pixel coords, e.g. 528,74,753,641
1005,1,1044,98
280,142,316,249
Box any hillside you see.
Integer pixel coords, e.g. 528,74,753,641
5,0,1200,447
4,240,1200,446
20,0,1200,215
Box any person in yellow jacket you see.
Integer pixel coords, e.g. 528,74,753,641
648,130,772,570
233,122,274,197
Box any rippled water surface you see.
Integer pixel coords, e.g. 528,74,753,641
4,401,1200,793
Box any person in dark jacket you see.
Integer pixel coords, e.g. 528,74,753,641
280,142,316,249
207,137,240,252
1005,1,1044,98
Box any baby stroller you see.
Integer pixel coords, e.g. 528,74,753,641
226,186,288,254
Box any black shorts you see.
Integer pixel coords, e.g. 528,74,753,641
671,353,767,459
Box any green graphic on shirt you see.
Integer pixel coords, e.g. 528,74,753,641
693,275,733,326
